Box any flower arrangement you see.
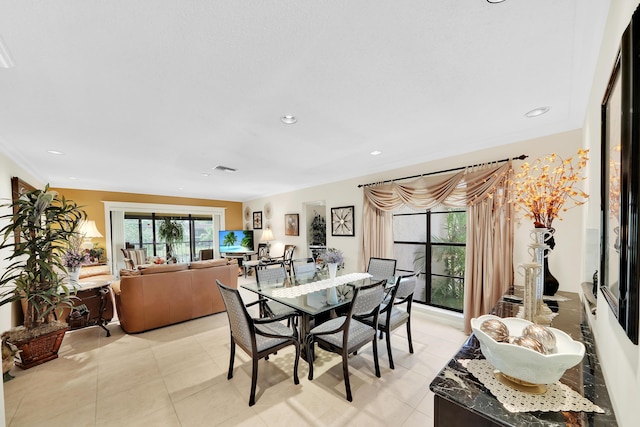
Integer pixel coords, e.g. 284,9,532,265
511,149,589,228
63,250,89,269
321,248,344,265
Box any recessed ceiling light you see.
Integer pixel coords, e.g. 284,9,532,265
68,176,77,180
47,150,64,155
370,150,382,156
487,0,506,3
525,106,550,118
281,115,297,125
201,173,210,177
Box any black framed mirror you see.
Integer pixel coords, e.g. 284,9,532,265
600,7,640,345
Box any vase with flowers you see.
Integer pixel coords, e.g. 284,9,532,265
511,149,589,295
321,248,344,279
321,248,344,305
63,233,89,284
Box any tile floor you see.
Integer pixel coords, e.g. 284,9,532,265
2,279,468,427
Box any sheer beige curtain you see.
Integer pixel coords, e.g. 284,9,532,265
362,162,514,332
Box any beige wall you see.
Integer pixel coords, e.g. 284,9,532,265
244,128,586,290
582,2,640,426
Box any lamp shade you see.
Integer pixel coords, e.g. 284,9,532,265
78,220,103,238
261,228,274,242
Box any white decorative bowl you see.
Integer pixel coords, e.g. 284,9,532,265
470,314,585,385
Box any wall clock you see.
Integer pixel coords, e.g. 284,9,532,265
331,205,354,236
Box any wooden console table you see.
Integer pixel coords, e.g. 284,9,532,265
429,291,618,426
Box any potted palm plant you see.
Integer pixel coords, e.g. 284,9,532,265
0,185,85,369
158,218,183,263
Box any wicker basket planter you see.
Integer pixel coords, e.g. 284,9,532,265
10,327,69,369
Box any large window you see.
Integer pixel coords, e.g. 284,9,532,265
124,213,213,263
393,205,466,312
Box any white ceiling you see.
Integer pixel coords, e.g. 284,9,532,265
0,1,610,202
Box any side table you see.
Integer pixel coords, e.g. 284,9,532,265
68,280,113,337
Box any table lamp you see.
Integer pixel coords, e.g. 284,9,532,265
78,220,103,250
261,228,274,257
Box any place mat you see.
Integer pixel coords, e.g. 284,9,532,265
459,359,604,414
271,272,372,298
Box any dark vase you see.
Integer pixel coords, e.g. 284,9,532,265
543,229,559,296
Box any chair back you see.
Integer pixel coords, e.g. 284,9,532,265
257,243,269,258
199,249,214,260
351,280,386,318
293,260,316,276
367,257,397,280
256,264,287,284
283,245,296,262
395,275,417,301
217,281,254,352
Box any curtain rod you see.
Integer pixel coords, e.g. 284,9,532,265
357,154,528,188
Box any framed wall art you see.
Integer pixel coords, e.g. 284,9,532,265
253,211,263,229
600,7,639,345
331,205,354,236
285,213,299,236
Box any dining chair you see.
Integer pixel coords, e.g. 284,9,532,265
272,244,296,275
367,257,397,280
293,258,316,277
256,264,299,325
216,280,300,406
305,279,386,402
358,275,416,369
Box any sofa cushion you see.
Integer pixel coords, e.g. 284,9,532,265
120,268,141,277
79,264,112,279
140,263,188,275
190,259,227,269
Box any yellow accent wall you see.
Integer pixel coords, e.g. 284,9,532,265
51,187,242,250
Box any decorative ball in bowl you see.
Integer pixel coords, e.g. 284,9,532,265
470,314,585,385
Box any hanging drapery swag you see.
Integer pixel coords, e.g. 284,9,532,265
361,161,515,333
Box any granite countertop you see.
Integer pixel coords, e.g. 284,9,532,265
429,291,618,426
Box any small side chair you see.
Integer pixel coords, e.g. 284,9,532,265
359,275,416,369
217,280,300,406
306,280,386,402
367,257,397,281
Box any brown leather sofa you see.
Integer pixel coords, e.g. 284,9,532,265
111,259,238,333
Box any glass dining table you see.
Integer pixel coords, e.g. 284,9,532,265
241,270,393,352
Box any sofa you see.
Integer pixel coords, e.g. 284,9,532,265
111,258,238,333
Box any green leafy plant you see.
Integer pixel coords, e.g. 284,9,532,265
0,185,85,337
310,211,326,245
413,210,466,309
158,218,184,261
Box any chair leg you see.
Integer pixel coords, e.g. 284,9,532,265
306,336,315,380
372,336,381,378
342,351,352,402
249,356,259,406
406,319,414,354
385,327,395,370
293,340,300,385
228,339,236,379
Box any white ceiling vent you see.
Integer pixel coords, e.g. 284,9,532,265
213,165,237,173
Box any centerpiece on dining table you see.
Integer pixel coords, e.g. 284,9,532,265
320,248,344,280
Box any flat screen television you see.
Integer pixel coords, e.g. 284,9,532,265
219,229,254,254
